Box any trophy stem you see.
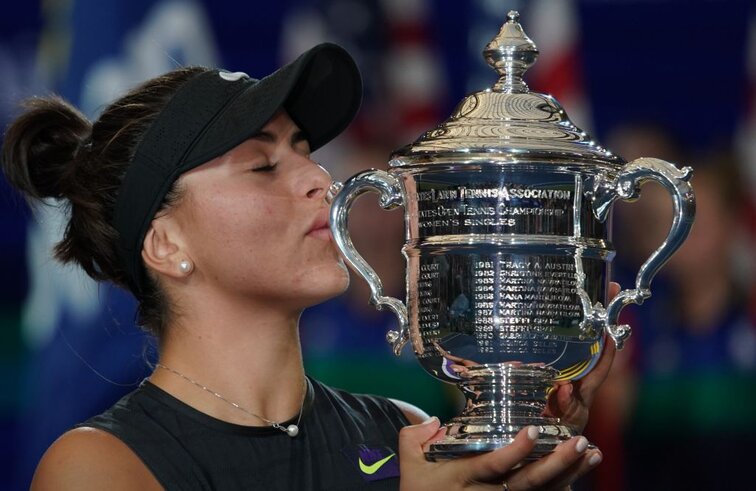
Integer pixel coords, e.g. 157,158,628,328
427,364,576,460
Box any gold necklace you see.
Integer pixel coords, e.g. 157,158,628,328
155,363,306,437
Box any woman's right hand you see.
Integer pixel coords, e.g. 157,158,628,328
398,418,602,491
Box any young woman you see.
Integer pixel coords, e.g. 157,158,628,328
3,43,609,490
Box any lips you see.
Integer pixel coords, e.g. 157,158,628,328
306,210,332,241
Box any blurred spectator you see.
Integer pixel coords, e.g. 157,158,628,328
625,155,755,490
2,2,752,490
588,124,756,491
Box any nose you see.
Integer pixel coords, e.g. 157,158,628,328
304,162,333,201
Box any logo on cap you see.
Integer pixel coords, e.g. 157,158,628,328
218,71,248,82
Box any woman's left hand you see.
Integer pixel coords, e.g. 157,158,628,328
543,281,622,432
400,421,602,491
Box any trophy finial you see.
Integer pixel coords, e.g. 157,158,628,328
484,10,538,93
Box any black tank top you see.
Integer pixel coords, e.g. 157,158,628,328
80,377,410,490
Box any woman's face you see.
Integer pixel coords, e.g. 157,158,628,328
169,110,349,309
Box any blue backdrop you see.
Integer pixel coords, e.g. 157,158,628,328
0,1,753,490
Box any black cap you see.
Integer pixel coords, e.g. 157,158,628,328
113,43,362,294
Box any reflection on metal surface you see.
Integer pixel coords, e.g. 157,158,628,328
329,10,696,459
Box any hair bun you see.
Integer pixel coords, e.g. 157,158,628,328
2,96,92,201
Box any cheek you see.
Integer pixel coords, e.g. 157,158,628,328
216,190,282,231
188,191,293,267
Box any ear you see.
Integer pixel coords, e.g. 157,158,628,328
141,216,192,280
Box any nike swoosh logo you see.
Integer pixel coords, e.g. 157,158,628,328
358,453,396,475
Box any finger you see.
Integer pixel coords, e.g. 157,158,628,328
554,281,621,410
504,436,592,490
553,383,576,419
421,426,449,453
576,281,622,397
579,333,617,399
608,281,620,300
579,281,620,392
463,426,539,483
398,417,441,464
544,449,603,491
548,335,616,430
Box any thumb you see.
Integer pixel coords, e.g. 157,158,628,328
546,382,583,425
399,417,441,461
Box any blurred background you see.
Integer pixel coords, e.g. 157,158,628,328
1,0,754,489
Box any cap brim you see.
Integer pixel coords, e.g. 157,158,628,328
115,43,360,294
182,43,362,170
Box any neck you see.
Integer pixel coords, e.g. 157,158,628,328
151,287,306,426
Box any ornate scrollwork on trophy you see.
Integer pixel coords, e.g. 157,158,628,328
330,11,695,459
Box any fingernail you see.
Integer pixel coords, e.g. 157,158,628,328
575,436,589,453
423,416,439,425
527,426,539,441
588,452,603,466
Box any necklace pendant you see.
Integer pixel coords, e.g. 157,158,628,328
285,424,299,437
155,364,306,438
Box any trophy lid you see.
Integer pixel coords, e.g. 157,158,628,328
391,11,623,168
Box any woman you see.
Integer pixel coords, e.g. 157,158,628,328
3,43,608,490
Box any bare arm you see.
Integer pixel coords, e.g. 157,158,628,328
390,398,431,425
31,427,162,491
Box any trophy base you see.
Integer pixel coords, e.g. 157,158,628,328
426,420,576,460
425,364,578,461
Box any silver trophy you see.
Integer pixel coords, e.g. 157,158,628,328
330,11,695,459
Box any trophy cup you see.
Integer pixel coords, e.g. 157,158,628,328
330,10,695,459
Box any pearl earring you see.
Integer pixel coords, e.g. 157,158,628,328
179,260,193,275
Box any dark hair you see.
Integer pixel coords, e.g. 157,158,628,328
1,67,209,337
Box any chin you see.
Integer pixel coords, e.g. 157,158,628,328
325,265,351,297
299,262,350,308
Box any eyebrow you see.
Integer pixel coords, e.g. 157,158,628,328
250,130,308,146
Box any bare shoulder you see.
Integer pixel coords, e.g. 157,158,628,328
389,398,431,425
31,427,162,491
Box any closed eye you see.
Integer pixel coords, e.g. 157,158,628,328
251,163,277,172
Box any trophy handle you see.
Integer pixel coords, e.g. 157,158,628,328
329,169,409,355
590,157,696,349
